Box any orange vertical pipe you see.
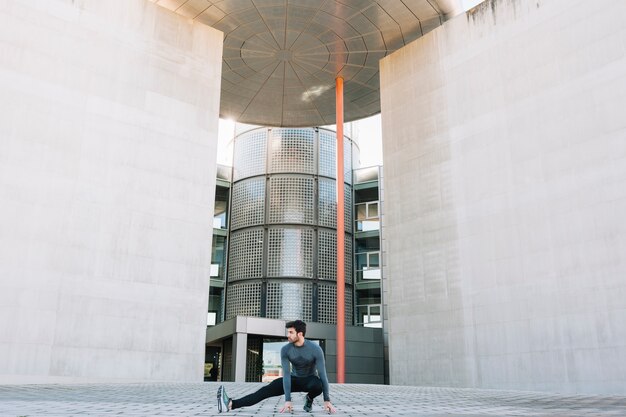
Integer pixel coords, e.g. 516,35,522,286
335,77,345,384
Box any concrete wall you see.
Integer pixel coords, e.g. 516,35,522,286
380,0,626,394
0,0,222,382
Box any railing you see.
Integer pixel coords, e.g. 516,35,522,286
216,164,232,181
355,251,381,281
213,213,227,229
353,166,379,184
355,201,379,232
356,304,382,328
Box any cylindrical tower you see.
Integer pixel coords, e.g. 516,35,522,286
225,127,355,324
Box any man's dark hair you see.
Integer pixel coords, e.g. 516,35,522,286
285,320,306,336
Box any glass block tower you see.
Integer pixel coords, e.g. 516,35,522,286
225,127,355,324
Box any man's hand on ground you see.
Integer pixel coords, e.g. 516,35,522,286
324,401,336,414
280,401,293,413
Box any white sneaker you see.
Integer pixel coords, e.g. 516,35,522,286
217,385,230,413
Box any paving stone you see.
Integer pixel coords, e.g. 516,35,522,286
0,383,625,416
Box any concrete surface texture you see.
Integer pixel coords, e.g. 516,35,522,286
1,382,626,416
380,0,626,394
0,0,223,382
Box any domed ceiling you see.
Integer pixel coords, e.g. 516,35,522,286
151,0,462,126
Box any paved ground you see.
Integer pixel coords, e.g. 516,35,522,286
0,382,625,417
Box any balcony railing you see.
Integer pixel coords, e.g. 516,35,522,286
355,251,381,281
355,201,379,232
353,166,379,184
216,164,232,181
213,213,227,229
356,304,382,328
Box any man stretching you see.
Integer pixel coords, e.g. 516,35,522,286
217,320,336,414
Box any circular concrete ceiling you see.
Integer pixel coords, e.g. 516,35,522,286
152,1,459,127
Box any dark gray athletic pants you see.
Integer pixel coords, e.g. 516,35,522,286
231,375,322,409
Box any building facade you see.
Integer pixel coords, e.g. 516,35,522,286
380,0,626,394
2,0,625,395
0,0,223,383
226,127,353,324
206,127,386,383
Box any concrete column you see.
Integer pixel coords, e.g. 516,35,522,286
232,333,248,382
380,0,626,395
0,0,223,383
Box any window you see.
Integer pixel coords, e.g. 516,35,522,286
355,251,381,280
210,235,227,280
214,185,230,229
356,304,382,328
261,338,321,382
355,201,379,231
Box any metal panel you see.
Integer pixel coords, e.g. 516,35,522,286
269,128,315,174
226,282,262,319
318,284,337,325
344,232,353,285
319,130,335,179
344,184,352,233
233,129,267,181
318,284,353,325
318,178,336,228
231,177,265,230
318,229,337,281
267,227,314,278
150,0,448,126
268,176,314,224
318,230,353,285
343,138,352,185
266,281,313,321
228,229,264,281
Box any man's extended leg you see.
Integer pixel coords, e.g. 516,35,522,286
231,377,285,409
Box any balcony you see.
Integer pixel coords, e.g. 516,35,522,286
355,201,379,232
354,166,380,186
355,250,381,292
356,304,382,328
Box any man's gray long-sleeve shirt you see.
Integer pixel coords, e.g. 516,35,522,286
280,340,330,402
